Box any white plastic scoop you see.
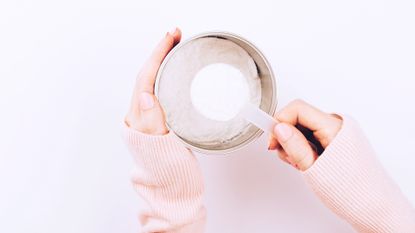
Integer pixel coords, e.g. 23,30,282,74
239,103,279,134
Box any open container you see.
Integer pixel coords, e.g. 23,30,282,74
155,31,277,154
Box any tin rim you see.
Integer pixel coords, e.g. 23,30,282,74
155,31,277,155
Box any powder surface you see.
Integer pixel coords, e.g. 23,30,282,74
157,37,262,146
190,63,250,121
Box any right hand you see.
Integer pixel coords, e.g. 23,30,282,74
268,99,343,171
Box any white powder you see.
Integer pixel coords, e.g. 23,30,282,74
190,63,250,121
157,37,262,145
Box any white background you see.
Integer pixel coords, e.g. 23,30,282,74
1,0,414,232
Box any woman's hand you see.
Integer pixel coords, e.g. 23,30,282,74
269,99,343,171
124,28,181,135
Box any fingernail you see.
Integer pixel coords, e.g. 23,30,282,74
169,27,177,35
274,123,293,142
139,92,154,110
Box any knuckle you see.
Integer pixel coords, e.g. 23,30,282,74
277,99,306,120
275,105,291,120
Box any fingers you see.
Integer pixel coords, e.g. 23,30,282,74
276,148,291,165
276,99,329,132
268,99,342,169
137,28,182,94
268,99,327,150
274,99,342,148
268,135,279,150
273,122,318,171
268,134,280,150
125,92,168,135
137,94,168,135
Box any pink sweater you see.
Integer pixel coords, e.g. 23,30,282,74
123,116,415,232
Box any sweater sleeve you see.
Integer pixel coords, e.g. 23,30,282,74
122,124,206,233
303,116,415,233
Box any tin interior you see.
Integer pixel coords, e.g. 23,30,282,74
155,32,277,154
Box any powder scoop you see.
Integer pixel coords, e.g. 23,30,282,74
239,103,279,134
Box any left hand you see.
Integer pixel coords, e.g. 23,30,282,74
124,28,181,135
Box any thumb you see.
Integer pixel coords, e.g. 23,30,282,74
273,123,318,171
126,92,168,135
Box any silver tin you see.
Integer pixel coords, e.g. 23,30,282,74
155,31,277,155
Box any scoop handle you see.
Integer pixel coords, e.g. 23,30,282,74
239,103,279,134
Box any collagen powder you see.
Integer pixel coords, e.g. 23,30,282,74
190,63,250,121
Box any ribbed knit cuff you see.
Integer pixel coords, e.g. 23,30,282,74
122,124,182,152
303,116,415,232
121,122,203,188
122,123,206,231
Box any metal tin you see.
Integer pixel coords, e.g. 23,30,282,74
155,31,277,155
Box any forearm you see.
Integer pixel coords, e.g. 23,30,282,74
303,116,415,232
123,125,206,233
